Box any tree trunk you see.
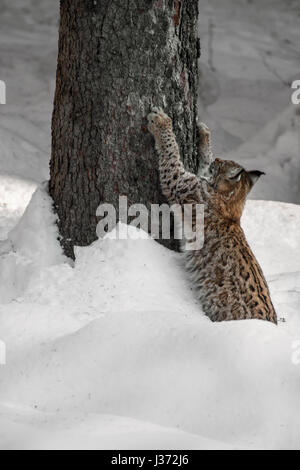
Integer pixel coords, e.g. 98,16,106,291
50,0,200,259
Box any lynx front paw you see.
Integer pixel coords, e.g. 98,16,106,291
148,107,172,136
197,122,210,138
197,122,211,148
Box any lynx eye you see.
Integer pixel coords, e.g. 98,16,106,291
228,169,244,182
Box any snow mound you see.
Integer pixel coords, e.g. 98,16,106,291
0,405,235,451
9,183,65,267
0,185,66,303
243,200,300,276
0,189,300,449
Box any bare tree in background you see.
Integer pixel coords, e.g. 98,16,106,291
50,0,200,259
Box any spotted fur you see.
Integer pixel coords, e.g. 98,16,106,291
148,108,277,324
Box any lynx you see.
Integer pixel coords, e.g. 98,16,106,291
148,108,277,324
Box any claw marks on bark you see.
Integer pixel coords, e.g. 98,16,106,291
172,0,182,27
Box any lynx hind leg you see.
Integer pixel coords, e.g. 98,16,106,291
197,122,214,177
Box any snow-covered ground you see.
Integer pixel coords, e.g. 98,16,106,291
0,0,300,450
0,0,57,238
199,0,300,203
0,188,300,450
0,0,57,184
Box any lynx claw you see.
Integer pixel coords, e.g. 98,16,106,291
150,106,164,115
198,122,210,136
148,107,167,123
147,107,172,134
147,112,157,125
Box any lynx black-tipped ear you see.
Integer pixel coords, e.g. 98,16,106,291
228,167,244,182
248,170,266,185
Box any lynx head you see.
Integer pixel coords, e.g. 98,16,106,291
208,158,265,222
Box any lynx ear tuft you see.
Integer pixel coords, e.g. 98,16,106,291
248,170,266,185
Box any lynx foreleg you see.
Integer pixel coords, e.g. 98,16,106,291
148,108,202,206
197,122,214,179
148,108,185,204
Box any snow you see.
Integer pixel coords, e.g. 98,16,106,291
198,0,300,203
0,186,300,450
0,0,300,451
9,184,65,267
0,175,36,241
0,406,235,451
0,0,57,185
228,105,300,204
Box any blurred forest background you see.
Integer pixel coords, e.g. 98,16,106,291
0,0,299,219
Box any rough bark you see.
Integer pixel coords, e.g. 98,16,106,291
50,0,200,259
